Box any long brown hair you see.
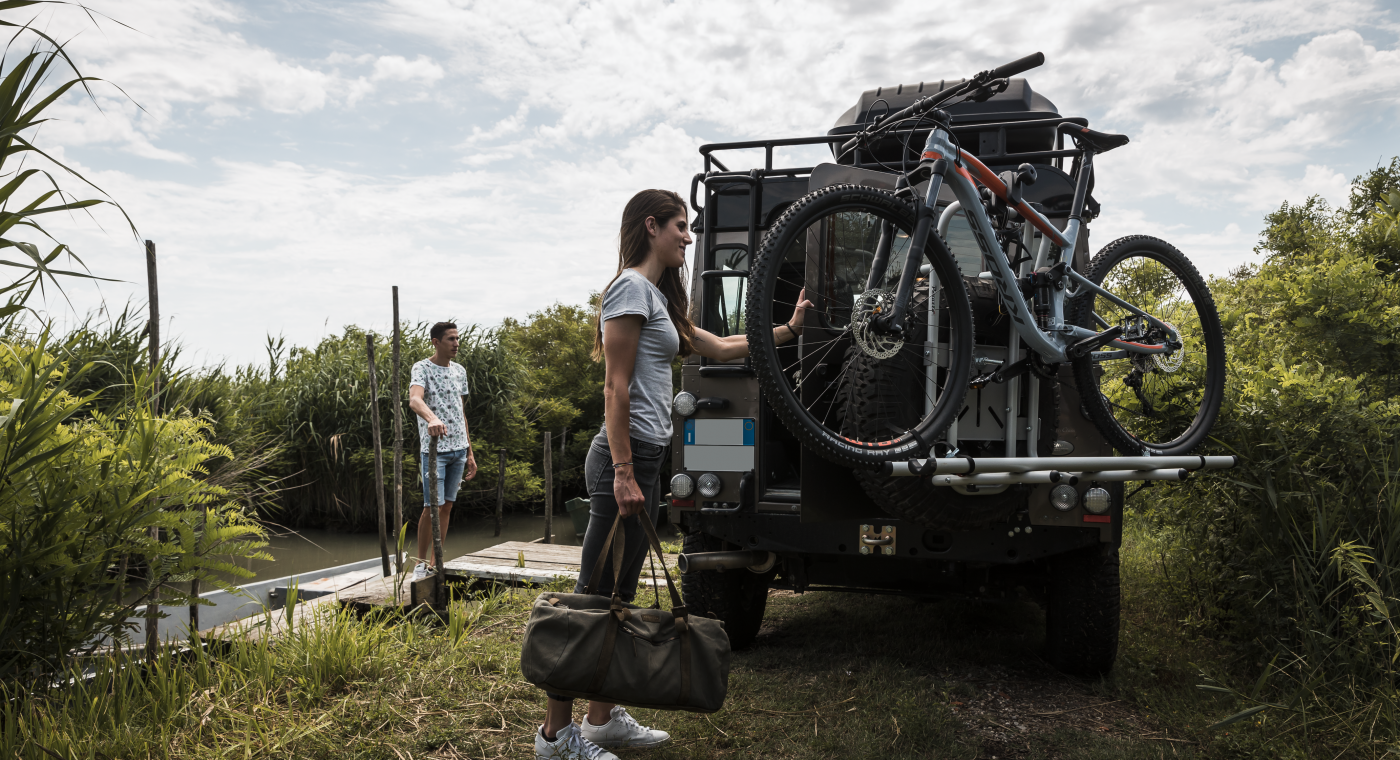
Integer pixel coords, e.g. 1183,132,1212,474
592,189,695,360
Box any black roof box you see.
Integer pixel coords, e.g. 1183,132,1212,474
828,78,1061,166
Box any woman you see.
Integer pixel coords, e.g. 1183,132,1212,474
535,189,811,760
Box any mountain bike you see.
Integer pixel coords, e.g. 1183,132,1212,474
744,52,1226,467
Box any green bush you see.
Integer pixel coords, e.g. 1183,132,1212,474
0,10,268,678
0,333,269,678
1138,160,1400,747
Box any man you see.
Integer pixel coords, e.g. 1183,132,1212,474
408,321,478,580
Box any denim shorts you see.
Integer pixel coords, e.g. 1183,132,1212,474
421,447,468,506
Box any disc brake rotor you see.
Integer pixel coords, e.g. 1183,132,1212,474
851,289,904,360
1153,343,1184,372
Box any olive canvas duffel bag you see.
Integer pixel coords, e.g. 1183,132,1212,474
520,513,731,713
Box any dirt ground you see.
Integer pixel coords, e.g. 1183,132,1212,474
661,588,1200,759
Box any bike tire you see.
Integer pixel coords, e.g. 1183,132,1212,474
745,184,975,468
1068,236,1225,455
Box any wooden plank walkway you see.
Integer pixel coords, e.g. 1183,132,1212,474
443,540,679,588
206,573,409,642
205,541,680,642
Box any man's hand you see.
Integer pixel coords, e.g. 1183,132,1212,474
465,451,478,481
614,468,646,517
427,418,447,437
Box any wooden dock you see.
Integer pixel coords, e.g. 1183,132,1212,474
207,540,679,641
442,540,678,587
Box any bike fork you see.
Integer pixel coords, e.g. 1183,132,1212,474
863,176,906,292
880,159,948,335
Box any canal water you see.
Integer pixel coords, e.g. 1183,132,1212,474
231,515,581,584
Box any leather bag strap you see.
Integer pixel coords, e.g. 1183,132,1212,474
584,513,625,596
583,511,695,703
638,511,684,609
587,514,629,693
637,512,692,705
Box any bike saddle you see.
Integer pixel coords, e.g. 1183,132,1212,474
1075,127,1130,154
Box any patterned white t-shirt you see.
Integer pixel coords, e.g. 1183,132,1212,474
410,359,470,454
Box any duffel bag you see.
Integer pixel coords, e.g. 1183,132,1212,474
520,512,731,712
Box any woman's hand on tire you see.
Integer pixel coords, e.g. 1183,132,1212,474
614,470,646,517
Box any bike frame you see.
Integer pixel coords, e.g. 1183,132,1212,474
897,125,1179,364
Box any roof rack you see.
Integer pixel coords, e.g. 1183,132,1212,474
695,115,1091,177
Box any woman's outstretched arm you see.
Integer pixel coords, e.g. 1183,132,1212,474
691,288,814,362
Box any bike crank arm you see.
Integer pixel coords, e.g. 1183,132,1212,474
878,161,948,335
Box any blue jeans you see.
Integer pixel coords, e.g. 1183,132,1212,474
546,432,666,704
574,432,667,601
421,447,468,506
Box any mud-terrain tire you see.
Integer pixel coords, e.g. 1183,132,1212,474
680,530,773,650
852,374,1061,530
1044,545,1120,677
843,280,1061,529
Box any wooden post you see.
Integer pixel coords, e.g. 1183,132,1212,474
558,427,567,521
391,287,404,570
189,514,201,638
494,447,506,537
428,436,445,606
543,431,553,545
145,240,160,659
368,334,390,577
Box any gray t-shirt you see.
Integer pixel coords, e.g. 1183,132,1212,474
410,359,470,453
599,268,680,445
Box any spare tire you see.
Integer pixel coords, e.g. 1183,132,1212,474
845,285,1059,530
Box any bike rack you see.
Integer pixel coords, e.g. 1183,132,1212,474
689,119,1240,490
883,454,1238,485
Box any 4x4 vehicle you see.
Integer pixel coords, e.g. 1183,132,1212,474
671,66,1232,676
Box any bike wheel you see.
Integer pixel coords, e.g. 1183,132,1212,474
1068,236,1225,455
745,184,974,468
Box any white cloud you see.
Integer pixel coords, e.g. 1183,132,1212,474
14,0,1400,366
371,54,444,83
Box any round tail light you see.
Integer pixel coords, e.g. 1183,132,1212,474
1050,484,1078,512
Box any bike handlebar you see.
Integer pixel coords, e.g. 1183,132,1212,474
991,51,1045,80
838,52,1047,158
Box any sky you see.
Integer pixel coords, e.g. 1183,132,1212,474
14,0,1400,367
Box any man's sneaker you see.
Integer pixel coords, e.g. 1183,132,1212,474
580,706,671,749
535,722,618,760
411,562,432,581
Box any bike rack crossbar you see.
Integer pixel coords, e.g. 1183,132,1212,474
930,468,1193,487
930,470,1069,486
883,455,1237,478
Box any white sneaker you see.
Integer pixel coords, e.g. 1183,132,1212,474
411,562,432,581
535,722,618,760
581,706,671,749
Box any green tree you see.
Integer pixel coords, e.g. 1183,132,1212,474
502,299,605,503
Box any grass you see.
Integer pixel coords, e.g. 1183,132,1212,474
0,523,1339,759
